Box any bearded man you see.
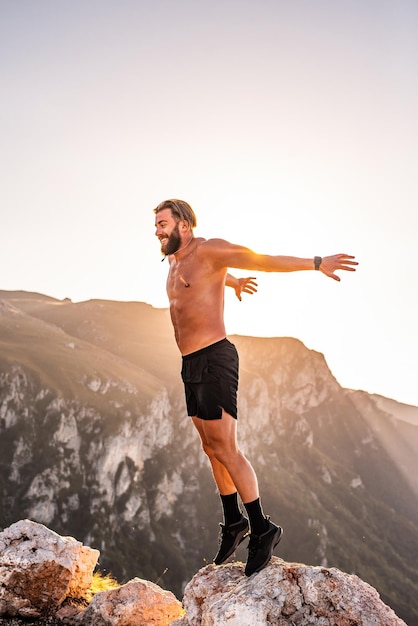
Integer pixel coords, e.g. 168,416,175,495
154,198,357,575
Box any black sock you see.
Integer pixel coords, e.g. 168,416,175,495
220,492,242,526
243,498,269,536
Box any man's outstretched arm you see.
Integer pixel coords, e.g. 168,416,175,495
226,274,258,301
209,241,358,282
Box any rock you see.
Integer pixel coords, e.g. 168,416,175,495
172,557,407,626
55,603,84,620
0,519,99,618
77,577,182,625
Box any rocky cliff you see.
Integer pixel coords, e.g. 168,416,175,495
0,291,417,625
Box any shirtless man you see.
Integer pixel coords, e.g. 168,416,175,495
154,198,357,576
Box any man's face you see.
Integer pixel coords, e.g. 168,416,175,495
155,209,181,256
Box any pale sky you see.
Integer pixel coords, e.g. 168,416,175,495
1,0,417,406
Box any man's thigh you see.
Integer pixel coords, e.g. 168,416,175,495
198,410,238,451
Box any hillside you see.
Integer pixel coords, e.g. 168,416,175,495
0,290,417,625
348,390,418,497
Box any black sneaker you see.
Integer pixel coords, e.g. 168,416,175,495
213,515,250,565
245,518,283,576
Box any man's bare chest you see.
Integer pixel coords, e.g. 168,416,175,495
168,256,210,293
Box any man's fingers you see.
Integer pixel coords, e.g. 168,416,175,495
321,254,358,280
235,276,258,300
337,254,358,268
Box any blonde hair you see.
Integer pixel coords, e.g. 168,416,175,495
154,199,197,229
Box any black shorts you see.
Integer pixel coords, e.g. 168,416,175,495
181,338,239,420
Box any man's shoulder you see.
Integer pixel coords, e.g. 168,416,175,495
198,237,231,250
194,238,241,271
193,238,234,263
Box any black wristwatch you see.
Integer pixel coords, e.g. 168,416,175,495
314,256,322,271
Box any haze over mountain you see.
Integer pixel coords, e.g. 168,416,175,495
0,290,417,625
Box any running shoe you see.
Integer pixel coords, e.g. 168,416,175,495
245,518,283,576
213,515,250,565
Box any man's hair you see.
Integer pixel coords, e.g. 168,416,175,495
154,199,197,229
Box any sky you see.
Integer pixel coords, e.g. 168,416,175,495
1,0,417,406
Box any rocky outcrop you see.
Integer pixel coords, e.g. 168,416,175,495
0,520,408,626
0,520,181,625
78,578,182,626
0,520,406,626
173,557,407,626
0,520,98,618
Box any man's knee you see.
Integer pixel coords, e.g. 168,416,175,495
201,440,215,459
202,442,233,469
211,442,240,466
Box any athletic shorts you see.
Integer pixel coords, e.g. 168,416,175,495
181,338,239,420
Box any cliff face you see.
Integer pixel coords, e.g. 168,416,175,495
0,291,417,626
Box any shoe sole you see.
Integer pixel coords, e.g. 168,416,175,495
245,525,283,576
214,526,250,565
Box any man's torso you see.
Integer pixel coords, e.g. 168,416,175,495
167,238,228,355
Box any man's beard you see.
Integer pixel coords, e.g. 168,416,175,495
161,223,181,256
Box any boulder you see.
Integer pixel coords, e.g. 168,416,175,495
172,557,407,626
77,577,182,625
0,519,99,618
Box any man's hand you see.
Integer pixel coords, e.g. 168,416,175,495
320,254,358,281
233,277,258,301
225,273,258,300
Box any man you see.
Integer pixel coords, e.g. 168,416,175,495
154,198,357,576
